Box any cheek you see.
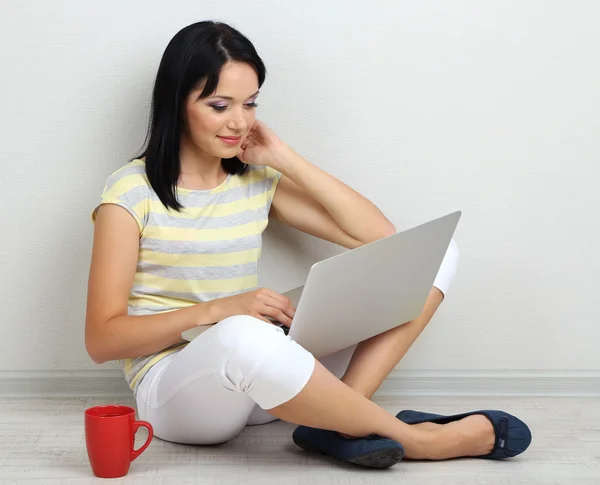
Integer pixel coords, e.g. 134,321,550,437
188,109,222,137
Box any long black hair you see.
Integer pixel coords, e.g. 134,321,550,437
133,21,267,211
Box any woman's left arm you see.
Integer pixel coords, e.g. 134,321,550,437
269,145,396,249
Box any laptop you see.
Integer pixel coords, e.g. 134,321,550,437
182,211,461,358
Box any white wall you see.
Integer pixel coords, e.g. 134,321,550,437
1,1,598,376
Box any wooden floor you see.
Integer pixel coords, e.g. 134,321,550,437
0,396,598,484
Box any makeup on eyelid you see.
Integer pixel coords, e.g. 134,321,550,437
209,101,259,112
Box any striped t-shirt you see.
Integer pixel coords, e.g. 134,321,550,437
91,158,282,395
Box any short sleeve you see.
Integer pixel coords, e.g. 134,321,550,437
263,165,282,213
91,162,150,234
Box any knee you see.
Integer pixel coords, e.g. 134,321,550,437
210,315,288,368
433,238,460,298
204,315,315,409
447,238,460,264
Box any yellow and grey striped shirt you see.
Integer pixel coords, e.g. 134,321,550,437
91,158,282,395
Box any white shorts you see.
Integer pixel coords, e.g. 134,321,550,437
135,316,357,444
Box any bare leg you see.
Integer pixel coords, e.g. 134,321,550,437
335,287,494,452
340,238,459,399
267,359,494,460
339,287,445,437
341,286,444,399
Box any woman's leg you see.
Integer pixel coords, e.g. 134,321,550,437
246,344,357,426
248,239,460,426
136,314,321,444
340,286,444,399
136,348,257,445
138,313,492,459
341,238,460,399
270,358,494,460
263,239,457,430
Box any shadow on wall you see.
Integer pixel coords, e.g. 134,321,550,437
13,204,96,369
260,218,346,292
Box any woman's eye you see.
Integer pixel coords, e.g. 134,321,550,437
210,102,258,113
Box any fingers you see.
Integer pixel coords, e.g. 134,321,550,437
261,305,293,327
278,313,293,327
256,288,295,326
250,119,261,132
266,293,295,317
259,288,293,308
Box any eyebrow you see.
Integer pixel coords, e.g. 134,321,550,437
210,90,260,101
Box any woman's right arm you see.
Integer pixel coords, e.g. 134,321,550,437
85,204,219,364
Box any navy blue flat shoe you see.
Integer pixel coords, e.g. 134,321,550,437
396,409,532,459
292,425,404,468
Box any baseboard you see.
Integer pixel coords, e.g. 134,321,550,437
375,369,600,397
0,370,132,398
1,369,599,398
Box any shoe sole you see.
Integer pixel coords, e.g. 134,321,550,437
294,439,403,469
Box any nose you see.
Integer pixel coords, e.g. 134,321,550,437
226,106,248,133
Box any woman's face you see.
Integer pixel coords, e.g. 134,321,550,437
183,61,259,159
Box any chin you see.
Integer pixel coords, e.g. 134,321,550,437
217,147,240,157
218,150,239,159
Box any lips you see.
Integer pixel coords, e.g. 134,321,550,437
217,135,242,147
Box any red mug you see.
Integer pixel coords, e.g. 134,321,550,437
84,405,153,478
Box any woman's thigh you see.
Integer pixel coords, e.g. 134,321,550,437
135,318,270,444
136,316,317,442
136,350,256,445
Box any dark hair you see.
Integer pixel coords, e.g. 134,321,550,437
133,21,267,211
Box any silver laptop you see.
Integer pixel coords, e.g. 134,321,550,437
182,211,461,358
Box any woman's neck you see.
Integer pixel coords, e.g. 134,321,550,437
179,135,225,186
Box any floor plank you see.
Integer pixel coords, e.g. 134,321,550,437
0,396,598,484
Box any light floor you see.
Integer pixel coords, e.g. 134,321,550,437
0,396,599,484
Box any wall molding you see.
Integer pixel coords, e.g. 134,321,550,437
377,369,600,397
1,369,599,398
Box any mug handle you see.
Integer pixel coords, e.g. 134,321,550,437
131,420,154,462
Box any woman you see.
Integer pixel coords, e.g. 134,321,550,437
85,20,531,468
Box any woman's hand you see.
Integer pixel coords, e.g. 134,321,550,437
237,120,288,169
212,288,296,327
